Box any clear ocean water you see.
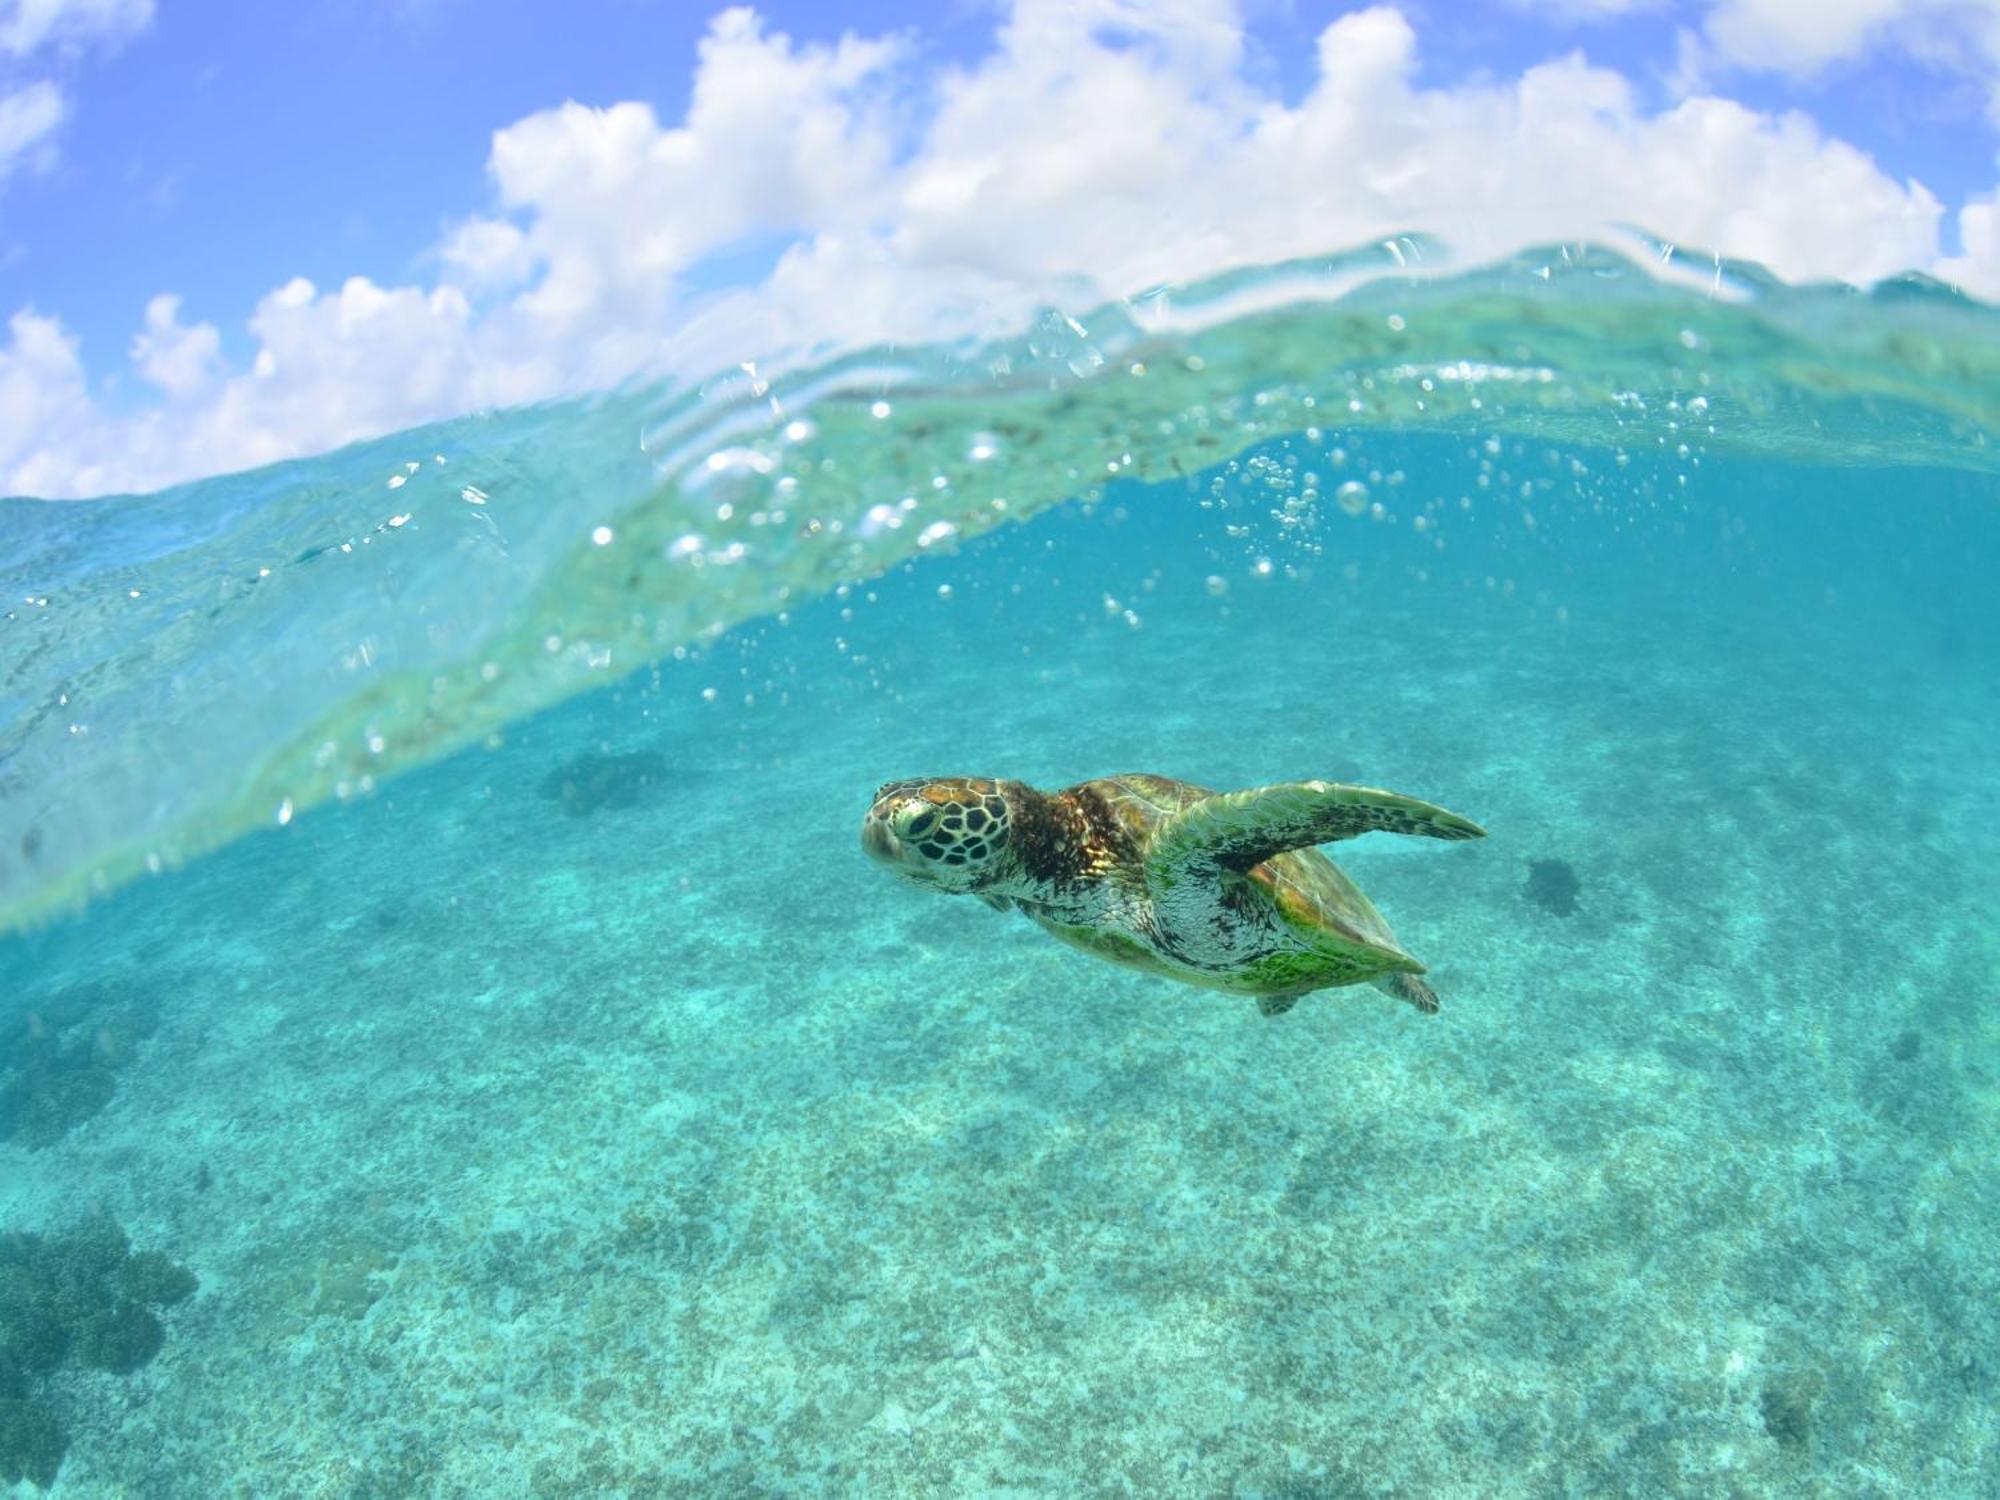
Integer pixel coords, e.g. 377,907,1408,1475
2,244,1997,1496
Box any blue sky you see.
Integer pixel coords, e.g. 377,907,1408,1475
3,0,1998,496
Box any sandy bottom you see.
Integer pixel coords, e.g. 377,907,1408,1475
4,488,1997,1498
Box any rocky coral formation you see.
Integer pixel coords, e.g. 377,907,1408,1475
0,1221,197,1489
0,981,160,1149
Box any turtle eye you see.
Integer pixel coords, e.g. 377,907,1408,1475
904,808,938,838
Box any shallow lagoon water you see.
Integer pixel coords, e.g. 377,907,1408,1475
2,247,1998,1495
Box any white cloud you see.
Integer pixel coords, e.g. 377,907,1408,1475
1938,188,2000,284
443,7,902,386
0,308,104,496
1697,0,2000,121
130,292,221,398
0,0,150,57
1,1,1995,499
0,77,60,179
437,217,534,290
1531,2,2000,128
1705,0,1944,70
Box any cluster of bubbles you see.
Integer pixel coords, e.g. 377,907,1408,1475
1183,381,1716,611
1197,426,1411,584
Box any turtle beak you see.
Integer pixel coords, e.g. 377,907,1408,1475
861,818,902,864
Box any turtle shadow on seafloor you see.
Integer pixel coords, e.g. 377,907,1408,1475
535,750,697,818
1523,857,1581,917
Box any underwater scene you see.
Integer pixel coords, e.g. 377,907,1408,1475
2,244,1998,1498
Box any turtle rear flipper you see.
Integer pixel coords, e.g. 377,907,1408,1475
1149,780,1484,881
1261,975,1439,1016
1373,972,1441,1014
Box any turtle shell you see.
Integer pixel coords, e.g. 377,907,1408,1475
1083,773,1415,966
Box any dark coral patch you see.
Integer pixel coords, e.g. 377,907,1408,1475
0,1397,66,1490
75,1301,164,1375
538,750,670,817
118,1251,200,1308
1,981,160,1150
0,1221,197,1488
1760,1374,1817,1450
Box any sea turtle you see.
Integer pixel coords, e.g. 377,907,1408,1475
861,774,1485,1016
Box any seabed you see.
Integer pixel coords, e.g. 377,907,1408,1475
4,452,1997,1497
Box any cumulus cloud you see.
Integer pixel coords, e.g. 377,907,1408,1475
437,217,535,290
130,293,221,399
2,1,1995,498
0,308,103,497
1938,189,2000,285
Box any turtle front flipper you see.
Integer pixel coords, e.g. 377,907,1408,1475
1148,780,1485,880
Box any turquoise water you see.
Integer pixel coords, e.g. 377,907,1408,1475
3,247,1998,1495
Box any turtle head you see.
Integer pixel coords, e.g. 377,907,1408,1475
862,778,1016,893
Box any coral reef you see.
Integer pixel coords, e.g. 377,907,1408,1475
119,1251,200,1309
0,981,160,1149
0,1397,66,1490
1524,857,1581,917
1760,1371,1821,1450
0,1221,197,1489
537,750,670,817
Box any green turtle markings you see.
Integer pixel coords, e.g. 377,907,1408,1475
861,773,1484,1017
